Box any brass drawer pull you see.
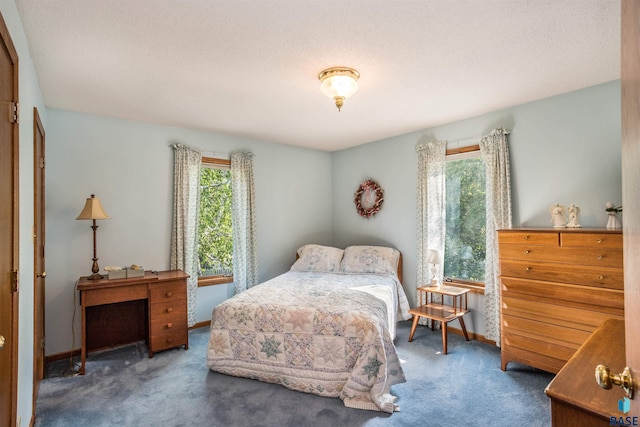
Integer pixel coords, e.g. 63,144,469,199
598,275,605,280
166,291,173,297
597,239,603,244
166,307,173,313
523,236,529,240
597,255,603,260
523,250,530,254
167,322,173,328
524,267,531,272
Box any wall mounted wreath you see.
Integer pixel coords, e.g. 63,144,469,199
354,179,384,218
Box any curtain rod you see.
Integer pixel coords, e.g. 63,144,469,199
447,130,511,149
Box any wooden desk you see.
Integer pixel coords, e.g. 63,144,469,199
77,270,189,374
408,285,470,354
545,318,627,426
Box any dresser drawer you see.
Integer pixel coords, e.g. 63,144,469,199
500,277,624,313
499,260,623,290
150,328,189,353
499,244,623,268
498,231,559,246
560,232,622,248
149,280,186,303
501,330,577,373
501,314,592,348
501,295,623,332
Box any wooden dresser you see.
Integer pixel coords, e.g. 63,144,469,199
497,228,623,374
78,270,189,374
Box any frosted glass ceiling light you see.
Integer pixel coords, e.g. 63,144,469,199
318,67,360,112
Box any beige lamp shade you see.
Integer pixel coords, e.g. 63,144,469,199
76,194,110,220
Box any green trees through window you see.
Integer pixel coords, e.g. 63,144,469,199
198,166,233,277
444,156,486,283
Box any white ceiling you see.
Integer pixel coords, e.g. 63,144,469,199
15,0,620,152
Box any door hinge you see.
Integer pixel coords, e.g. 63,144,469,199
40,338,45,350
11,102,19,124
11,270,18,292
39,156,45,169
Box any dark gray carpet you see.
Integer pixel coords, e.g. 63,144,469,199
35,321,554,426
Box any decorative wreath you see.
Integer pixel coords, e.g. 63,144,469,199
354,179,384,218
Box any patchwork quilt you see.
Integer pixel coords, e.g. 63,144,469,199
206,271,411,413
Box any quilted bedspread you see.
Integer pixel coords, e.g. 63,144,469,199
206,271,411,413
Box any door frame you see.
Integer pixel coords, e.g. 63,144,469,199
32,107,45,417
0,9,19,427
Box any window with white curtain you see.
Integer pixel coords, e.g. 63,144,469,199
198,157,233,286
444,148,486,287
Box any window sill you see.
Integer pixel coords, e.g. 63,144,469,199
443,279,484,295
198,275,233,287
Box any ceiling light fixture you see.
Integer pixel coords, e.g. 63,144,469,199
318,66,360,112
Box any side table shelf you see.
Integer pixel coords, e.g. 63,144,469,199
408,285,470,354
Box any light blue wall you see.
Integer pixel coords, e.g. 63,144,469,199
44,109,333,356
331,80,622,334
0,0,48,424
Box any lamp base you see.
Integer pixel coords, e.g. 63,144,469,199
87,273,104,280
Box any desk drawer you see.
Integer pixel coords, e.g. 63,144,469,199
82,283,147,306
149,280,186,303
150,329,189,353
151,314,187,334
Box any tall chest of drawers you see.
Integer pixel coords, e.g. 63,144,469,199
497,228,623,374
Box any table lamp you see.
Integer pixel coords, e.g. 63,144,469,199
426,249,443,286
76,194,110,280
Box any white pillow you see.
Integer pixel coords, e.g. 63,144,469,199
340,245,399,275
290,244,344,273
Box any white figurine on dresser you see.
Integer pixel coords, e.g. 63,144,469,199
566,204,582,228
550,203,567,228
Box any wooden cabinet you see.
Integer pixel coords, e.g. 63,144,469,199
149,280,188,355
78,270,189,374
497,228,623,374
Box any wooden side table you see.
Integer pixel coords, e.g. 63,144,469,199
408,285,470,354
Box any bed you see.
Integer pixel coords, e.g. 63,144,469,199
206,244,411,413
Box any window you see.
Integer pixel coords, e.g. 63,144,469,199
198,157,233,286
443,147,486,286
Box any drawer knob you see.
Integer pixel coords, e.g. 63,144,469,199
597,239,603,244
167,322,173,329
523,236,529,240
597,255,603,260
598,275,605,280
166,291,173,297
524,267,531,272
523,250,530,254
166,307,173,313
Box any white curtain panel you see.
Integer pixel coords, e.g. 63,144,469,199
416,141,447,326
479,128,512,347
170,143,202,327
231,152,259,294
